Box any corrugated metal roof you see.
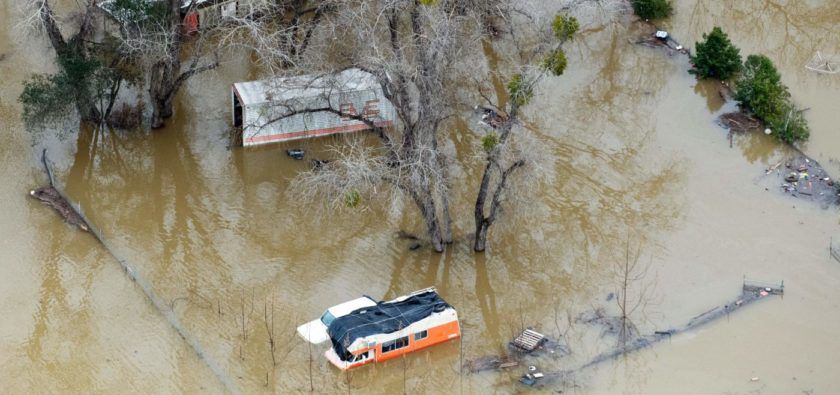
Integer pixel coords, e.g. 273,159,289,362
232,68,380,106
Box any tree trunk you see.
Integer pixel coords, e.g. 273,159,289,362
473,160,494,252
149,54,181,128
149,0,183,129
38,0,102,123
474,218,489,252
411,188,444,252
440,190,453,244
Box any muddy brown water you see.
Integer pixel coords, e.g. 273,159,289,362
2,0,839,393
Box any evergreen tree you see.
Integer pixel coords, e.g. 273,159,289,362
734,54,809,143
690,27,742,80
632,0,673,19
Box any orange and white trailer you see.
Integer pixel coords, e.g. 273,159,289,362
311,287,460,370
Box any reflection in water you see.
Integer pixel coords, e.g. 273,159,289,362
692,79,726,113
685,0,840,66
734,129,789,165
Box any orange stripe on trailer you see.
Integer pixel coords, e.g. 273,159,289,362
373,320,461,364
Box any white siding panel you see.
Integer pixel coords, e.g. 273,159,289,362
241,87,396,146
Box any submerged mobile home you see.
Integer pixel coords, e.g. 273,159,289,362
231,69,395,147
321,287,461,370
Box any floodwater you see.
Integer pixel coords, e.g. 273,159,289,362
1,0,839,393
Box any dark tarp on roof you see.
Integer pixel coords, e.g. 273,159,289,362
327,291,451,361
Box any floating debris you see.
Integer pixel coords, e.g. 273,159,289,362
805,51,840,74
772,154,840,207
521,279,784,387
286,148,305,160
465,355,518,373
28,149,90,232
311,159,329,170
511,329,546,352
719,111,763,132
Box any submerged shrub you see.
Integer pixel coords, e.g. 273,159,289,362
766,104,810,144
481,132,500,152
552,14,579,42
507,74,533,107
542,48,568,76
734,54,809,143
632,0,673,19
344,190,361,208
690,27,742,80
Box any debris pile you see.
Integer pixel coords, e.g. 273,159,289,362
474,105,508,129
719,111,763,132
633,22,689,56
768,154,840,207
466,329,569,374
465,355,518,373
520,280,784,388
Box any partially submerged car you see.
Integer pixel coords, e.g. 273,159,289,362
296,296,377,344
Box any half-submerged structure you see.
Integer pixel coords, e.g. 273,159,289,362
312,287,460,370
231,68,395,146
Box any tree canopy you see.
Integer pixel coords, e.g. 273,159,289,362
631,0,673,20
690,27,742,80
734,54,809,143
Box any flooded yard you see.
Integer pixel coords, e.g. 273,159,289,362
1,0,839,393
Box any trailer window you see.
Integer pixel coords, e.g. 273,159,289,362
414,330,428,341
352,351,369,362
320,311,336,326
381,336,409,353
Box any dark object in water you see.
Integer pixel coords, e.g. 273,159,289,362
465,355,518,373
312,159,329,170
475,105,508,128
29,187,89,232
396,230,419,240
519,371,545,386
29,149,90,232
286,149,305,160
719,111,763,132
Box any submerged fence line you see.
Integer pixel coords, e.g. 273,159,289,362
45,158,240,395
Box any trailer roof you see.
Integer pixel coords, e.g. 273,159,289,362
326,289,451,361
232,68,381,107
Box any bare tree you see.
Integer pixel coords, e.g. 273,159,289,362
613,240,653,348
217,0,335,72
243,1,625,252
271,0,488,252
112,0,219,128
472,11,579,251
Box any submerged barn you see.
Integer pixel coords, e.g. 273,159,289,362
231,69,395,146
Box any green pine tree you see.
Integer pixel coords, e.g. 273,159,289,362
632,0,673,19
690,27,742,80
